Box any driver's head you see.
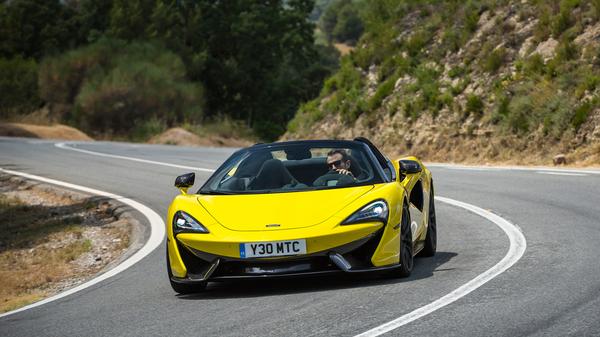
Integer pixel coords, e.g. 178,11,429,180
327,149,351,170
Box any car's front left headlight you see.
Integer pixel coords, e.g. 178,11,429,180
341,200,389,225
173,211,209,234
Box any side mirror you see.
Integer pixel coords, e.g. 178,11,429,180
175,173,195,194
399,160,422,175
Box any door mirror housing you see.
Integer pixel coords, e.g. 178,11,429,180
175,173,195,194
399,160,422,180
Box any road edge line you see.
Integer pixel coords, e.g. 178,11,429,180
426,162,600,175
0,168,166,319
354,196,527,337
55,142,215,173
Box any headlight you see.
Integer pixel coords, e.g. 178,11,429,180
341,200,389,225
173,211,209,234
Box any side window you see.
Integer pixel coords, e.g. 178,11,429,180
410,180,424,211
384,159,396,181
382,167,392,181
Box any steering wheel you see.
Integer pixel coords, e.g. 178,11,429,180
313,170,356,187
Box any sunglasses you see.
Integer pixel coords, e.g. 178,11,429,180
328,159,344,168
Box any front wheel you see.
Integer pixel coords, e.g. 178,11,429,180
420,183,437,257
166,245,207,294
393,201,413,277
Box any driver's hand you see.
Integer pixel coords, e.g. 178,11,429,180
336,169,354,177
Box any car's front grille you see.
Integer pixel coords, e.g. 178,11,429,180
213,256,335,277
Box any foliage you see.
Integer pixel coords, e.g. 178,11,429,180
483,48,506,73
466,94,484,117
0,0,77,59
368,75,397,110
319,0,364,44
0,57,41,117
1,0,333,141
40,39,203,136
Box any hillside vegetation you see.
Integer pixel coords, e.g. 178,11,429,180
0,0,338,141
286,0,600,165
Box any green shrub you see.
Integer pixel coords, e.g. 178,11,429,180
405,30,431,57
506,96,532,134
593,0,600,20
483,48,506,73
466,94,484,116
583,74,600,91
368,75,397,110
322,76,338,95
555,38,579,62
534,5,552,42
378,56,410,81
439,91,454,105
39,38,121,107
552,8,573,37
131,117,166,142
571,101,592,130
491,95,510,124
448,65,465,78
332,5,364,44
464,4,480,33
441,29,462,53
74,56,203,134
451,77,470,96
541,93,572,138
0,56,41,117
551,0,581,37
40,38,203,135
524,53,545,75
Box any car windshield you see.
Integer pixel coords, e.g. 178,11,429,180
199,143,382,194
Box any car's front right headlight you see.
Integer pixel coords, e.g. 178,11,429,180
173,211,209,234
341,200,389,225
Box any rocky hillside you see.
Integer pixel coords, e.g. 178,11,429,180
284,0,600,166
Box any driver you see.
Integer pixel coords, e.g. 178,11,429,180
326,149,354,177
312,149,357,187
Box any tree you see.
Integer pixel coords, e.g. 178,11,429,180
71,0,113,43
318,0,364,44
0,0,76,59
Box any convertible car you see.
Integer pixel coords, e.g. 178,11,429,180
166,137,436,294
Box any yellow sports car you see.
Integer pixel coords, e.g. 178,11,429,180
166,137,436,294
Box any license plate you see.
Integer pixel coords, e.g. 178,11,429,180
240,239,306,258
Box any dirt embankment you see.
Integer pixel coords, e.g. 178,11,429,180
148,127,253,147
0,123,93,141
0,174,141,313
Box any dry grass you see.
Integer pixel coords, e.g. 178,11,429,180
333,43,355,56
0,122,92,141
0,180,131,313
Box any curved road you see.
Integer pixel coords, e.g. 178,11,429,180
1,137,599,336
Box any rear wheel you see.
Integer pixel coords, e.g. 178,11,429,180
420,183,437,257
393,201,413,277
166,245,206,294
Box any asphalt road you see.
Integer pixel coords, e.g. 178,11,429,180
1,137,599,337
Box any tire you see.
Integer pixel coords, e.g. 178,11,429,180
420,183,437,257
166,245,207,294
393,201,414,277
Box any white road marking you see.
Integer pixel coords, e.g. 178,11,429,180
355,196,527,337
536,171,587,177
428,163,600,175
55,142,215,173
0,168,166,319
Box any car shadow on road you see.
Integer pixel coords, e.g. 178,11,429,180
176,251,458,300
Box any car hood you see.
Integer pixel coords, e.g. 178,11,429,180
197,186,374,231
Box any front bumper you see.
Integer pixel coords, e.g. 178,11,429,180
170,228,398,283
